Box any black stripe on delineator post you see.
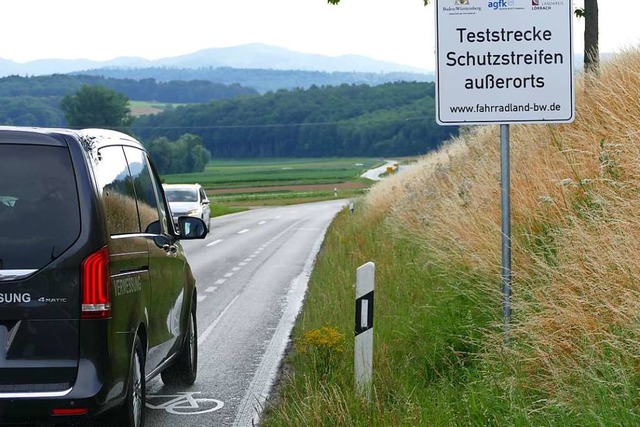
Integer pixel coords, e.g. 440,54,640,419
355,291,374,336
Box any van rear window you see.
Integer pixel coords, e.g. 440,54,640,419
0,144,80,270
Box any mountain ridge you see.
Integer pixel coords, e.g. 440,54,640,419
0,43,432,77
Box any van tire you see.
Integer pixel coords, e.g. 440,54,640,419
116,335,146,427
161,305,198,386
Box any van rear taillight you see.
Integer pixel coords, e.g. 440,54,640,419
81,246,111,319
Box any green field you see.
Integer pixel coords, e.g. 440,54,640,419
161,158,384,189
160,157,385,211
129,100,191,116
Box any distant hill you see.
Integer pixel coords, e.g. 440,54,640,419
74,67,434,93
0,43,432,77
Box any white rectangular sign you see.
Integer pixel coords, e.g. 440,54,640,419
435,0,574,125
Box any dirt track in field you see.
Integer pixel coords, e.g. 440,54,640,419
207,181,368,194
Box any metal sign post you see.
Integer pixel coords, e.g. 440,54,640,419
500,124,512,343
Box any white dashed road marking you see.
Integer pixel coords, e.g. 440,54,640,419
207,219,310,312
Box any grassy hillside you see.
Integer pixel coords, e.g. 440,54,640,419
261,49,640,425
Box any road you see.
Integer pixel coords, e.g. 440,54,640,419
360,159,419,182
360,160,397,181
145,199,349,427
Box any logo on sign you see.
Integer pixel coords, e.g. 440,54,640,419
532,0,563,10
488,0,514,9
443,0,481,14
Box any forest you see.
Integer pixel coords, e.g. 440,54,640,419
132,82,457,158
0,74,257,103
0,74,258,127
0,72,456,158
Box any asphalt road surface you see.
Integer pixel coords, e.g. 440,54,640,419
145,199,349,427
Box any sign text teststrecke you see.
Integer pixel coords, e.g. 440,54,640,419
435,0,574,125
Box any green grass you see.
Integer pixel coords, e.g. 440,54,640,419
212,188,367,204
209,204,247,217
261,202,499,426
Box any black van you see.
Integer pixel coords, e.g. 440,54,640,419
0,127,207,426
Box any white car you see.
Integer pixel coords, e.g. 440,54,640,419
163,183,211,231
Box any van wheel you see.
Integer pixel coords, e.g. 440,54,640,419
161,305,197,386
116,335,145,427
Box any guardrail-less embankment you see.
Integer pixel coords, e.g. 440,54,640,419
262,50,640,426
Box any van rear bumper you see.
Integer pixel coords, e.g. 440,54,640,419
0,326,134,424
0,394,104,425
0,369,124,425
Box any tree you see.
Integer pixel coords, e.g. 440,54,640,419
146,134,211,174
60,85,132,129
575,1,599,74
174,134,212,173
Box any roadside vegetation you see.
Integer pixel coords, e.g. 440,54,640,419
261,49,640,425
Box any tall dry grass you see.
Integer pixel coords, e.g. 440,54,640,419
365,49,640,412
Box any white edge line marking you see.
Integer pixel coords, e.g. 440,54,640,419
232,214,338,427
207,239,223,247
198,295,240,347
238,229,250,234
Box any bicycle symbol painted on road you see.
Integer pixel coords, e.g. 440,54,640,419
146,391,224,415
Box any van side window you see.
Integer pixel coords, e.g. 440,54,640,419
94,146,140,235
123,147,166,234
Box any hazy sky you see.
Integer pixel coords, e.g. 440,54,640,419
2,0,637,70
